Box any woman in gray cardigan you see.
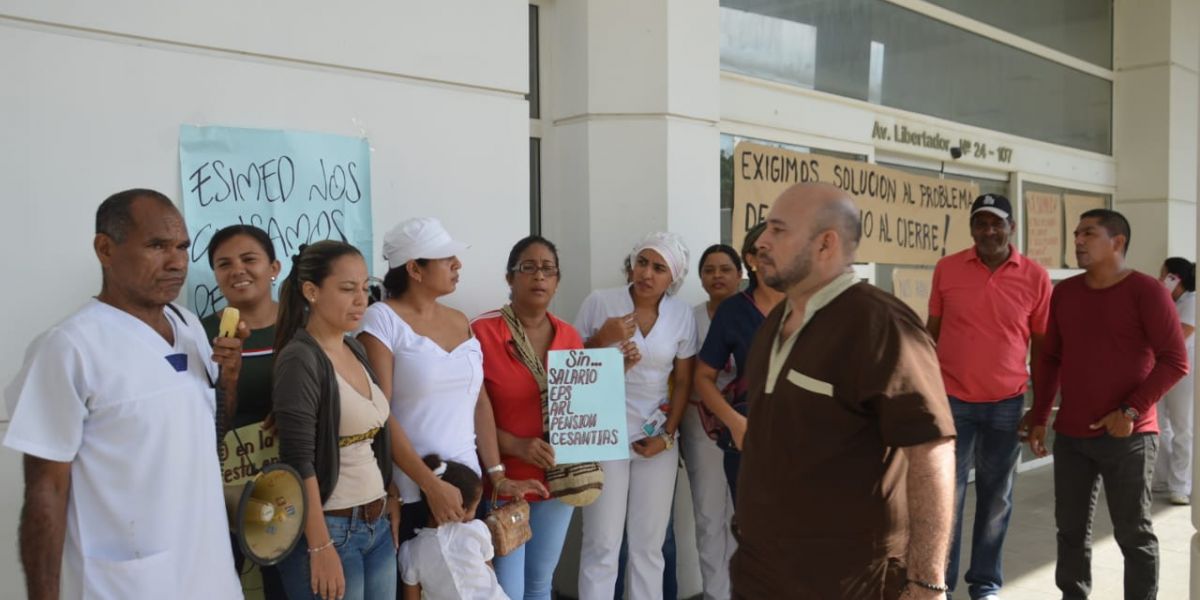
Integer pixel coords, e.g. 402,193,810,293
272,241,454,600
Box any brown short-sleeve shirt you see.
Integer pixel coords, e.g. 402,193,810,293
731,282,955,599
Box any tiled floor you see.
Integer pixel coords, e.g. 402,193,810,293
955,463,1192,599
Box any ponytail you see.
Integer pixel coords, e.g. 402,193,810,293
419,454,482,510
273,241,364,353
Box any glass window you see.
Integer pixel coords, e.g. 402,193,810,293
719,0,1112,154
1021,181,1111,270
925,0,1112,68
528,5,540,119
530,137,541,235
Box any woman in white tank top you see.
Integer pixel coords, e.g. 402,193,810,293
357,218,548,563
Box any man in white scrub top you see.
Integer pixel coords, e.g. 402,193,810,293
4,189,245,600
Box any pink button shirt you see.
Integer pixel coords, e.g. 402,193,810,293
929,245,1052,402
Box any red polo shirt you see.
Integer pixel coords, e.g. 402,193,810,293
929,245,1052,402
471,310,584,499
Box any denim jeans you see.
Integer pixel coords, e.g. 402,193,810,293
946,395,1023,600
488,498,575,600
1054,433,1159,600
278,510,397,600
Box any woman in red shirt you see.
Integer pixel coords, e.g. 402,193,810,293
470,235,586,600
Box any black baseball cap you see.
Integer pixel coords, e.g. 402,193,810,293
971,194,1012,220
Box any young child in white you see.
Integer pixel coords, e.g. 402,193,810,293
399,455,509,600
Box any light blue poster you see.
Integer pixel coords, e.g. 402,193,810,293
178,124,372,317
547,348,629,463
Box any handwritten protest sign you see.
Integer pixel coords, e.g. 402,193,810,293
1024,191,1063,269
732,142,978,266
219,422,280,487
547,348,629,463
892,268,935,323
179,125,373,317
1062,194,1108,268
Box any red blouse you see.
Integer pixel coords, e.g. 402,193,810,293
471,310,584,500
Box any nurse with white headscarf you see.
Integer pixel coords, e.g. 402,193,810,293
574,232,698,600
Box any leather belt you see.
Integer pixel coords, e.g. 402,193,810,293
325,496,387,521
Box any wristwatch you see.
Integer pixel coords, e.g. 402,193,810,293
659,432,675,450
1119,404,1140,421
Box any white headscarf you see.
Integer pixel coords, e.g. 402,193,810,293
629,232,690,296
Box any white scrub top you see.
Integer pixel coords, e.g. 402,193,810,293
3,300,241,600
575,286,698,443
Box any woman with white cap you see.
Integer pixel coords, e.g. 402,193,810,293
574,232,698,600
356,218,548,554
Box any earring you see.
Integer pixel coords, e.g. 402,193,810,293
271,276,277,282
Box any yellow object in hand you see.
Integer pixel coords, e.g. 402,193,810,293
218,307,241,338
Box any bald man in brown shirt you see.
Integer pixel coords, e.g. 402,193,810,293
731,183,957,600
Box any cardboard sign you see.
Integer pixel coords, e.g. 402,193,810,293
1063,194,1109,268
1024,191,1063,269
179,125,373,318
546,348,630,463
732,142,978,266
219,421,281,487
892,268,935,323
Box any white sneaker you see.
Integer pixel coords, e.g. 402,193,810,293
1169,494,1190,506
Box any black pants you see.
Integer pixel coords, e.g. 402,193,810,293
1054,433,1159,600
230,533,287,600
396,501,431,600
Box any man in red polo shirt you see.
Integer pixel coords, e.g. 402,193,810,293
928,193,1051,600
1022,209,1187,600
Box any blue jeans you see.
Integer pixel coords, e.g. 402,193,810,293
278,511,397,600
488,498,576,600
946,395,1023,599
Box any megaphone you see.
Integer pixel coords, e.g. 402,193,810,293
224,462,307,566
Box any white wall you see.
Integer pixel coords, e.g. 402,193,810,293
0,1,529,591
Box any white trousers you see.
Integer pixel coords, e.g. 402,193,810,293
1156,370,1195,496
579,444,679,600
679,406,736,600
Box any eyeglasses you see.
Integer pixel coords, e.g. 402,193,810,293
511,262,560,277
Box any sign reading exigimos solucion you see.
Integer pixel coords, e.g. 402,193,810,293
732,142,979,267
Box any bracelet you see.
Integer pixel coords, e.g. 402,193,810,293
486,463,507,475
308,539,334,554
906,579,950,593
659,432,675,450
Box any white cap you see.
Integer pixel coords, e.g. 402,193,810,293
382,217,469,269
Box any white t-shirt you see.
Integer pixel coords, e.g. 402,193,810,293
399,520,509,600
359,302,483,503
1176,291,1196,355
574,286,698,442
692,302,736,398
3,300,241,600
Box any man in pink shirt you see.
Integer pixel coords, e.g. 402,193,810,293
1022,209,1187,600
928,193,1051,600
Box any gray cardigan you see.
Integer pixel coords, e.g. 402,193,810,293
273,328,393,504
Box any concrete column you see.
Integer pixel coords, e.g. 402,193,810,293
541,0,720,316
539,2,720,597
1113,0,1198,275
